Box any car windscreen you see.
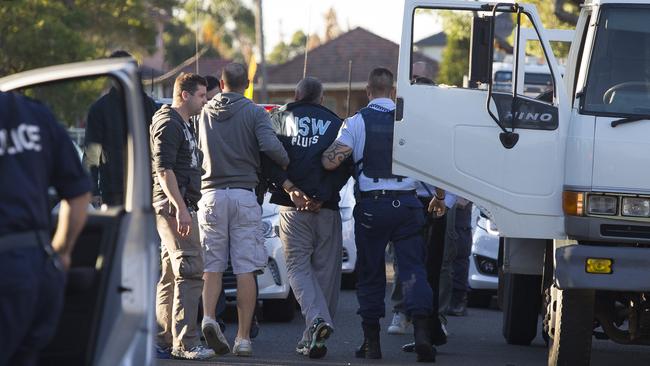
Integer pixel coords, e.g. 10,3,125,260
583,6,650,116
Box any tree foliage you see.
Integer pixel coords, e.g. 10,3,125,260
0,0,168,76
268,30,307,65
165,0,256,66
437,10,472,86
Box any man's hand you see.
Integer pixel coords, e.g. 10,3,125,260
58,253,72,271
428,197,447,217
176,206,192,237
307,200,323,213
288,188,311,211
91,195,102,208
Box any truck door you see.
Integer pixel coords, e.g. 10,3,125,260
0,60,156,365
393,1,571,238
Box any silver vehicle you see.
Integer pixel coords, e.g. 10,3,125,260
468,207,499,307
1,59,158,365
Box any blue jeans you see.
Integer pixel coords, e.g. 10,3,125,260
0,246,66,366
354,194,433,324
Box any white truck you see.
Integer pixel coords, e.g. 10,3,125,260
395,1,650,365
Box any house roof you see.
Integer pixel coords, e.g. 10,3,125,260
415,32,447,47
265,27,436,87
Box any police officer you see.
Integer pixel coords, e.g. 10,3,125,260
322,67,438,363
0,91,91,365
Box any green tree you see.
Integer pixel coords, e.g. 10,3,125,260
166,0,256,66
0,0,168,76
268,30,307,65
437,10,472,86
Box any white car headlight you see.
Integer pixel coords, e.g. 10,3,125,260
587,195,617,216
621,197,650,217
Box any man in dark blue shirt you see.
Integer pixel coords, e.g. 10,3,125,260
262,77,350,359
0,91,91,365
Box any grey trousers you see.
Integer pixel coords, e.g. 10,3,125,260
279,207,342,343
155,207,204,350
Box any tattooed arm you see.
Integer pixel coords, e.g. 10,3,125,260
322,141,353,171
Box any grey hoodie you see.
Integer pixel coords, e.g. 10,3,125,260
197,92,289,190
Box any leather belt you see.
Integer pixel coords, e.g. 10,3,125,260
222,187,254,192
360,189,416,199
0,230,49,253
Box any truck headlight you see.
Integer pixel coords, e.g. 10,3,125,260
587,195,617,216
621,197,650,217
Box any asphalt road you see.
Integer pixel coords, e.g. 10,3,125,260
160,285,650,366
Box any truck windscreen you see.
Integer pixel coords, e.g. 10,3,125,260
583,6,650,116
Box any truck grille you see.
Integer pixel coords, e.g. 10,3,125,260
601,224,650,240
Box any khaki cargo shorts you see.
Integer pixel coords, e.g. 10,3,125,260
198,188,267,274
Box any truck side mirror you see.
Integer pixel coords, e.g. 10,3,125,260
469,16,494,86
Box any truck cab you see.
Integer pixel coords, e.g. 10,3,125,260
395,1,650,365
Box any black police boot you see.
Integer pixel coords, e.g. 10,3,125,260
355,322,381,359
429,314,447,346
448,291,468,317
413,315,436,362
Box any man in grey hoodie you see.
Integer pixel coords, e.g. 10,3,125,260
197,63,289,357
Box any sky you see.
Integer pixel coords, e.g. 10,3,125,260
260,0,441,51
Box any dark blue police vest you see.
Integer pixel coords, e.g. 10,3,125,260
357,105,405,182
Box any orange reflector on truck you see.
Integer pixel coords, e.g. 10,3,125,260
563,191,584,216
586,258,612,274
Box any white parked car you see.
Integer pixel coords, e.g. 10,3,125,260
468,206,499,307
339,178,357,288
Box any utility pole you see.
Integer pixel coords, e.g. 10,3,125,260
254,0,269,103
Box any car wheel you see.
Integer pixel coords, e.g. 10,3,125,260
502,272,542,345
547,286,595,366
468,289,493,308
262,291,297,322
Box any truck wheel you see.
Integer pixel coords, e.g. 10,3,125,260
262,291,297,322
502,272,542,345
547,286,594,366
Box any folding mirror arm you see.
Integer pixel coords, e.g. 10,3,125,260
484,3,521,149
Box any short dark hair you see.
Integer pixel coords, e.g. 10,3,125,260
295,77,323,104
221,63,248,92
367,67,394,96
204,75,220,92
109,50,133,58
173,73,207,102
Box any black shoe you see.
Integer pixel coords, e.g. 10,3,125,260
413,316,436,363
355,322,381,359
429,315,447,346
308,318,333,359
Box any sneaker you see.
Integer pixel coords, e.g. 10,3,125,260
233,337,253,357
387,312,411,335
295,341,309,356
250,315,260,339
308,318,333,359
202,317,230,355
155,344,172,359
171,345,216,360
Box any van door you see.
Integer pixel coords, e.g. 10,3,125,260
394,1,571,238
0,59,156,365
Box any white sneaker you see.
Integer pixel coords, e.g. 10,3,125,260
171,344,215,360
387,312,411,335
202,317,230,355
233,337,253,357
